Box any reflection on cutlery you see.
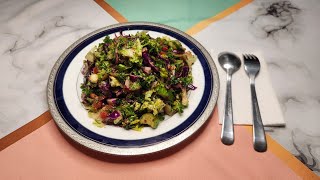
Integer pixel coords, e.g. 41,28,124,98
218,52,241,145
243,54,267,152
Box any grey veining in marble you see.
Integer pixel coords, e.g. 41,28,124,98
194,0,320,175
250,1,301,40
251,1,320,174
0,0,117,137
293,129,320,172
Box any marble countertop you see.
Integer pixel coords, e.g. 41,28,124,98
0,0,319,176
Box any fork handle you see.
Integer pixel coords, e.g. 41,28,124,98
250,78,267,152
221,73,234,145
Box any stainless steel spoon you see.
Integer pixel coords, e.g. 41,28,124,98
218,52,241,145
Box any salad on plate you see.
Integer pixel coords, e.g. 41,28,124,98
80,31,197,131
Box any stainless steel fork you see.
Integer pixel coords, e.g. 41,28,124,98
243,54,267,152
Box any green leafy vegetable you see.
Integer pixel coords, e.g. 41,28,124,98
80,31,197,130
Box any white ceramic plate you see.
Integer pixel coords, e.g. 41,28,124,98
47,22,219,156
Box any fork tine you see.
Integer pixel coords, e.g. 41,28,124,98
243,54,259,61
251,54,258,60
250,54,257,60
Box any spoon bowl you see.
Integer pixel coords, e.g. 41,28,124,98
218,52,241,73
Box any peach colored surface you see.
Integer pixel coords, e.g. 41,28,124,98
0,110,300,180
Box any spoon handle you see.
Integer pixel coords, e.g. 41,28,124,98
250,77,267,152
221,73,234,145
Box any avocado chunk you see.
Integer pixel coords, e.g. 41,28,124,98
85,51,95,62
140,113,158,128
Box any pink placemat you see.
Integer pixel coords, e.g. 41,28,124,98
0,109,300,179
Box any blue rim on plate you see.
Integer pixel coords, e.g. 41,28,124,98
47,22,219,155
